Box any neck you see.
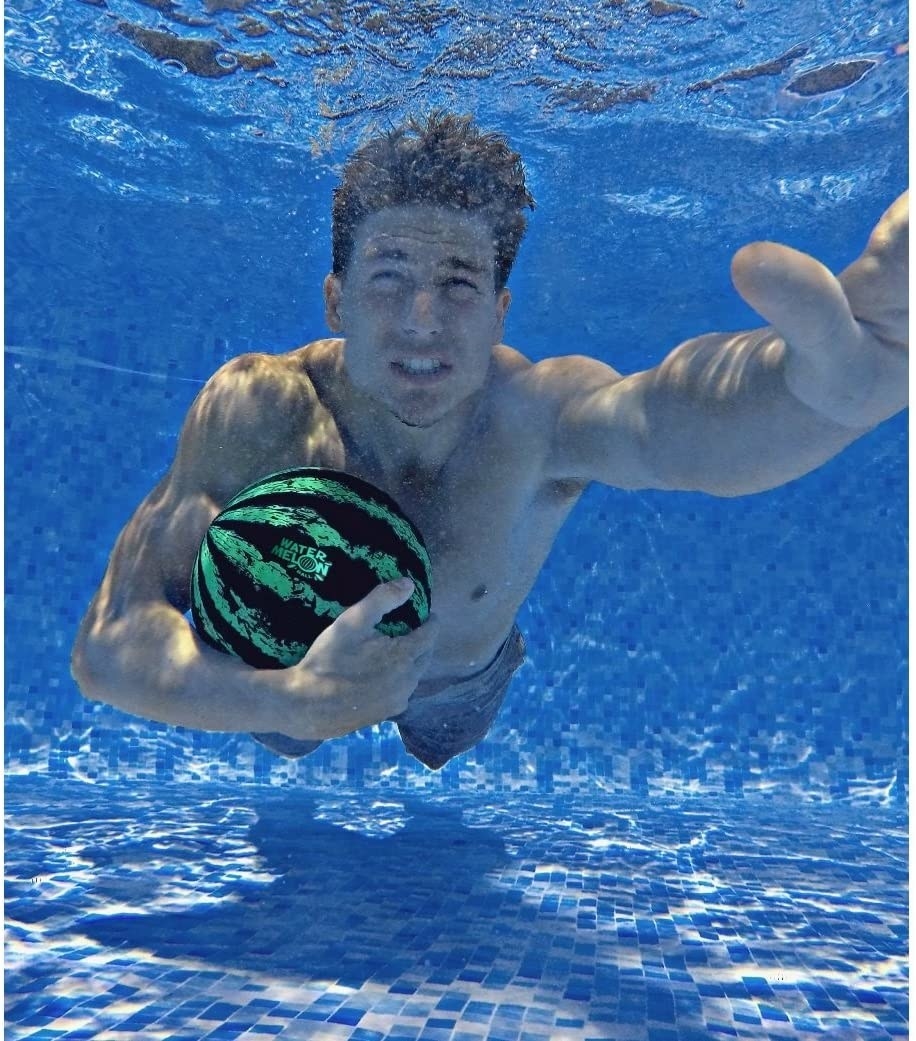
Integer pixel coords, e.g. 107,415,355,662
336,366,490,482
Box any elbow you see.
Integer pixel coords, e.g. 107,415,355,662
70,605,196,726
70,617,121,707
70,627,104,704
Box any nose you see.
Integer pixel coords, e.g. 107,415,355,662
403,288,441,338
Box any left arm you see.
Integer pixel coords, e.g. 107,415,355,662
547,192,908,497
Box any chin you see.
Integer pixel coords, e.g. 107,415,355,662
389,407,444,429
385,390,460,429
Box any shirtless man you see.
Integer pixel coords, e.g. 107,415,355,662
71,112,908,770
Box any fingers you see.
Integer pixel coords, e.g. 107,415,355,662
839,194,908,347
730,240,860,358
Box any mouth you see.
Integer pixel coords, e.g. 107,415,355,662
390,357,453,383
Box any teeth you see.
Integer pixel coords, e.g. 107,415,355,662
398,359,442,374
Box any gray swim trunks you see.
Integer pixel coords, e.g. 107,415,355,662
251,625,526,770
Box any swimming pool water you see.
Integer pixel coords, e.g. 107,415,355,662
4,0,908,1037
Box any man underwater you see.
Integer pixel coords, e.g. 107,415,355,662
71,112,908,770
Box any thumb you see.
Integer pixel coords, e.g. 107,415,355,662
730,240,860,357
335,577,415,635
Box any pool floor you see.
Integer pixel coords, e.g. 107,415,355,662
5,776,908,1040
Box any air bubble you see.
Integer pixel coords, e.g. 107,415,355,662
162,58,187,76
215,51,238,70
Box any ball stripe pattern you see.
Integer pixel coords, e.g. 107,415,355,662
191,467,432,668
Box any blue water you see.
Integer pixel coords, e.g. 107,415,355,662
5,0,908,1037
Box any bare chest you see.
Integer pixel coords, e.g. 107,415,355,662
353,455,563,615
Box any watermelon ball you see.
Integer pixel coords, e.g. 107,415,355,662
190,467,432,668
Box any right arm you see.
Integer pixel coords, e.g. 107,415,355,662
71,352,437,740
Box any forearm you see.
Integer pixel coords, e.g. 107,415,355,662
71,600,301,735
641,327,870,497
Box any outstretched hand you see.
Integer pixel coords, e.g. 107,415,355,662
729,192,908,428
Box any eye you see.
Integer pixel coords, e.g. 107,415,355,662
370,270,405,292
443,277,478,293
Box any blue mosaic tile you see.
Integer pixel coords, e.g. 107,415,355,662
9,776,908,1038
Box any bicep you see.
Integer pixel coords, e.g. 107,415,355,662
87,477,220,629
86,349,318,629
89,350,310,613
544,356,659,489
85,363,251,626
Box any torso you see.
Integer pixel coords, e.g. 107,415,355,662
209,339,587,685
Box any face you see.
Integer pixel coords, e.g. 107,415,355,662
324,205,511,429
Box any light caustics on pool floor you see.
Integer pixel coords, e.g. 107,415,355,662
4,777,907,1041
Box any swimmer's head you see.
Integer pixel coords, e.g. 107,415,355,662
332,111,535,291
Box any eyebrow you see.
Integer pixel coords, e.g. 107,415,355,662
364,246,487,276
442,255,486,276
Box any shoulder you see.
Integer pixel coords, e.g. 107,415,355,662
491,345,651,489
196,344,324,416
172,342,329,501
492,345,625,420
528,352,626,397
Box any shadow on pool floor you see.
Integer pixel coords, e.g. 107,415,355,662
5,776,908,1040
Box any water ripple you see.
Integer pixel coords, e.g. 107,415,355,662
5,777,907,1039
5,0,908,200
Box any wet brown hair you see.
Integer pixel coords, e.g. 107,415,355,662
331,111,535,291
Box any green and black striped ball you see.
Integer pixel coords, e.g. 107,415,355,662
190,467,432,669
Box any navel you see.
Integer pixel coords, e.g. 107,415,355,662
471,584,488,601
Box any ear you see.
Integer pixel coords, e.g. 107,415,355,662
323,273,344,333
493,288,511,342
